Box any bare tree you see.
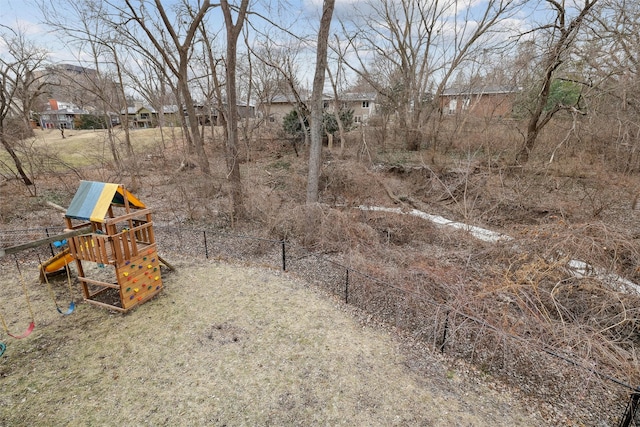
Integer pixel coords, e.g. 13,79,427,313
0,26,48,188
220,0,250,221
111,0,214,173
339,0,522,151
306,0,336,204
515,0,599,164
250,45,287,125
252,38,311,147
38,0,136,171
126,58,180,150
326,35,348,153
578,0,640,172
195,20,226,146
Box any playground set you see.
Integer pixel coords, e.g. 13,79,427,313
0,181,172,357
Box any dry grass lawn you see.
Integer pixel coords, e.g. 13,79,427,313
0,257,544,426
0,127,174,171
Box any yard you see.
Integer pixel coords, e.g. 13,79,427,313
0,257,544,425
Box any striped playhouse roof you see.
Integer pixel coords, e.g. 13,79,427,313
65,181,145,223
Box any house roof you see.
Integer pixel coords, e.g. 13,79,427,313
41,108,88,115
40,101,88,115
338,92,377,102
270,94,301,104
122,105,184,115
269,92,370,104
441,85,520,96
65,181,145,223
122,105,156,115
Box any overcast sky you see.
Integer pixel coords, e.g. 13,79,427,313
0,0,549,95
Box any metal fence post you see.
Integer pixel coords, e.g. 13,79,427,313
203,230,209,259
345,268,349,304
619,391,640,427
45,228,55,257
281,240,286,271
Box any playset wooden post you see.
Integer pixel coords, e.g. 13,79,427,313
63,181,163,313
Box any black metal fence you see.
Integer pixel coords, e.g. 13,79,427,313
2,225,640,425
619,393,640,427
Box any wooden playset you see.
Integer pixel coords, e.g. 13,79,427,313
62,181,164,313
0,180,171,355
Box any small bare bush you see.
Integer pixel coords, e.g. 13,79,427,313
270,204,379,252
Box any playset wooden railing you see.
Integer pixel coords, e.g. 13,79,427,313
69,220,155,267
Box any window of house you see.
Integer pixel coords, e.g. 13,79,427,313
140,113,150,120
323,101,329,109
462,98,470,110
341,101,347,109
354,116,361,123
362,101,369,108
449,98,458,114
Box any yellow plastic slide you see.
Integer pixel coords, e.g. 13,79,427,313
42,248,74,273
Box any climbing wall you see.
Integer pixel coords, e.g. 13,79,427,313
116,248,163,310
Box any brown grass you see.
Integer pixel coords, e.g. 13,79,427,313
0,256,544,426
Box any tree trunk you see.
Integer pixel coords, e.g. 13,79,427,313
326,65,346,155
0,133,33,186
113,49,134,163
106,126,122,168
515,127,539,164
224,38,244,221
306,0,336,204
179,62,210,174
515,0,598,164
221,0,249,221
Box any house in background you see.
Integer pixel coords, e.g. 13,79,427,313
192,102,256,125
259,91,378,125
326,92,377,124
439,85,520,118
260,94,306,124
35,64,120,116
122,104,155,128
39,99,88,129
121,103,181,128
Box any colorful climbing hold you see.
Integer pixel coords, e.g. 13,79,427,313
123,272,129,277
134,288,139,293
154,276,159,281
147,264,152,269
126,287,131,292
